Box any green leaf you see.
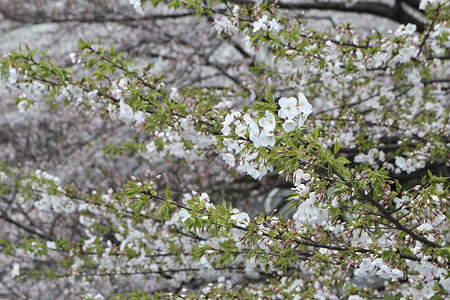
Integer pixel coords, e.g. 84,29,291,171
311,126,320,140
164,186,171,200
394,179,402,192
330,156,351,178
265,88,275,107
334,141,340,154
436,247,450,260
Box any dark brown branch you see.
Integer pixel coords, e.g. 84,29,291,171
0,210,52,240
356,188,442,248
274,0,425,32
147,193,431,262
0,8,193,25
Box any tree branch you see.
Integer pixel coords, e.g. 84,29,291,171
274,0,425,32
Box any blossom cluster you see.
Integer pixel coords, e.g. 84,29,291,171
214,5,240,36
220,93,312,179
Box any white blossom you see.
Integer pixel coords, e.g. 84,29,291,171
395,24,417,37
282,119,296,132
214,15,238,35
297,93,313,116
278,97,298,120
235,122,247,137
252,15,268,32
417,223,433,231
69,52,77,64
230,209,249,226
8,68,17,84
178,209,191,222
10,263,20,278
221,153,235,167
129,0,145,16
293,192,328,226
268,18,283,34
258,110,276,133
257,131,275,148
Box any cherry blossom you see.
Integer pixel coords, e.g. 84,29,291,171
278,97,298,120
253,15,268,33
258,110,276,133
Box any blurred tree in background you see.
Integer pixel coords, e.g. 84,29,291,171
0,0,448,299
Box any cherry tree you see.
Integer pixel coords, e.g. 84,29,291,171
0,0,449,299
